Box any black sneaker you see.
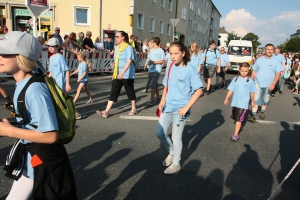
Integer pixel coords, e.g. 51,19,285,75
259,112,265,120
247,115,256,123
204,91,210,96
279,91,282,94
214,85,218,89
271,94,275,98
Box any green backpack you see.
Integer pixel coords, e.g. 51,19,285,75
13,71,76,144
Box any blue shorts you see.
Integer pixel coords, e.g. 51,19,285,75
254,83,271,106
80,80,88,85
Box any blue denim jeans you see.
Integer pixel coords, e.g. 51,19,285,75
156,110,189,165
254,83,271,106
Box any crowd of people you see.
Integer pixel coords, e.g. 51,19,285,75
0,26,300,199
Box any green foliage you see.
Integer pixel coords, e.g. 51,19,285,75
225,32,241,46
242,32,261,53
285,38,300,52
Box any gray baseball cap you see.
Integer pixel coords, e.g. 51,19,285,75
47,38,60,46
0,31,42,61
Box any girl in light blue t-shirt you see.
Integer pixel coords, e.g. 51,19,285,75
156,41,203,175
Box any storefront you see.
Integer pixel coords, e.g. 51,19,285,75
13,8,53,40
0,6,6,28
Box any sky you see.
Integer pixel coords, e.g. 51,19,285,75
212,0,300,46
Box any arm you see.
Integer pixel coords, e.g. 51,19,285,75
251,71,256,80
65,70,71,92
70,69,79,76
85,45,93,50
179,89,203,116
225,61,230,71
117,59,132,79
150,60,166,65
224,90,233,105
158,86,168,111
48,72,52,77
250,92,255,108
0,119,58,143
217,58,221,73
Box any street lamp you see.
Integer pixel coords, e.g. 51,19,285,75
170,19,179,42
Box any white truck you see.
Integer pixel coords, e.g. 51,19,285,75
227,40,253,71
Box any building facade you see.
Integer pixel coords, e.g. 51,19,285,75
0,0,221,48
290,29,300,39
219,26,228,48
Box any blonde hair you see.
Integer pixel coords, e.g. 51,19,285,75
77,52,92,71
16,55,38,73
190,42,199,57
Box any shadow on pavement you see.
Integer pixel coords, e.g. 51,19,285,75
69,132,131,200
224,144,273,200
273,122,300,199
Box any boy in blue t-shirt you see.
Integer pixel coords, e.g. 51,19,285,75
224,62,256,142
48,38,71,92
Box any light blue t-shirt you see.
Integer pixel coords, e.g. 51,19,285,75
189,53,203,71
148,48,166,73
78,62,89,82
165,53,172,69
274,53,285,64
13,76,58,179
286,58,291,71
162,63,203,113
204,48,220,65
114,45,135,79
49,54,69,91
220,53,229,67
252,56,283,88
228,77,256,109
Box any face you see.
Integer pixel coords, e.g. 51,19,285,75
265,46,274,57
220,48,225,54
55,29,60,35
149,41,154,48
3,27,8,34
239,66,249,77
169,46,185,65
48,46,58,54
77,55,82,61
0,55,19,74
86,34,91,38
191,44,196,52
115,32,124,44
209,43,216,50
65,37,70,42
275,48,280,55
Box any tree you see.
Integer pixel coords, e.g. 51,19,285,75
242,32,261,53
285,38,300,52
278,39,289,52
225,32,241,46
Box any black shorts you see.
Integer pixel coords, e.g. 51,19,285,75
216,67,226,78
109,79,136,102
230,107,247,122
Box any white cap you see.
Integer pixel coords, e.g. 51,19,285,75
47,38,60,46
0,31,41,61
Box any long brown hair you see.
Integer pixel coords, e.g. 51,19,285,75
190,42,199,57
170,41,191,65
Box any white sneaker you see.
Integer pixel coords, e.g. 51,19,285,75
164,164,181,174
162,155,173,167
142,89,148,93
86,99,93,104
75,112,81,120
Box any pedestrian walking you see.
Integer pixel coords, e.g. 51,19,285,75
145,37,166,106
156,41,203,174
188,42,203,74
271,47,286,97
0,31,77,200
96,31,137,118
247,44,282,122
203,40,221,95
48,38,71,93
215,47,229,89
70,52,93,118
224,62,255,142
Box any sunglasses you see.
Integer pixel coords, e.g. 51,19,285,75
55,30,60,31
4,29,8,30
220,50,225,51
115,36,122,38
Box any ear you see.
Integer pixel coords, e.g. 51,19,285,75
182,51,185,57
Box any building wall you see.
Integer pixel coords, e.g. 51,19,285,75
219,33,228,48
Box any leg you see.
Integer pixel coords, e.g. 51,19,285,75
145,72,154,91
207,78,212,91
6,175,33,200
259,88,271,120
73,83,85,103
156,112,174,155
155,87,160,99
122,79,137,111
234,121,242,135
278,76,285,92
102,79,123,114
84,84,92,100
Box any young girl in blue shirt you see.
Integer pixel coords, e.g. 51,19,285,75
156,41,203,174
224,62,256,142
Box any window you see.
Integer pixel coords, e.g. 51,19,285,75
161,0,165,8
159,20,164,34
167,23,171,36
181,4,186,20
74,6,91,26
151,0,156,3
195,0,198,7
137,12,144,30
188,19,193,28
193,30,195,39
198,8,201,16
197,23,200,32
190,1,194,10
150,16,155,32
168,0,172,11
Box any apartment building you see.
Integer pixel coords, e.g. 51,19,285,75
0,0,220,47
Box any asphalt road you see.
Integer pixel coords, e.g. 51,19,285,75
0,71,300,200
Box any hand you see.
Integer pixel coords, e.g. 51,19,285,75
268,83,275,91
149,60,154,65
251,101,255,108
0,119,12,137
217,68,221,73
77,80,80,83
158,100,165,111
66,84,71,92
225,68,228,72
179,106,189,117
111,63,115,68
144,66,147,71
117,72,124,80
224,99,228,105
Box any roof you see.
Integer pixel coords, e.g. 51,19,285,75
219,27,228,34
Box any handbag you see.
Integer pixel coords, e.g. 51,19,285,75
156,62,174,117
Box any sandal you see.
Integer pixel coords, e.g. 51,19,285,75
96,110,109,118
230,135,240,142
128,109,137,116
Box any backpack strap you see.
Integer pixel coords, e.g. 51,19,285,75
15,75,45,128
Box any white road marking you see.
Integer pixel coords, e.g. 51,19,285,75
119,115,192,121
256,120,300,125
